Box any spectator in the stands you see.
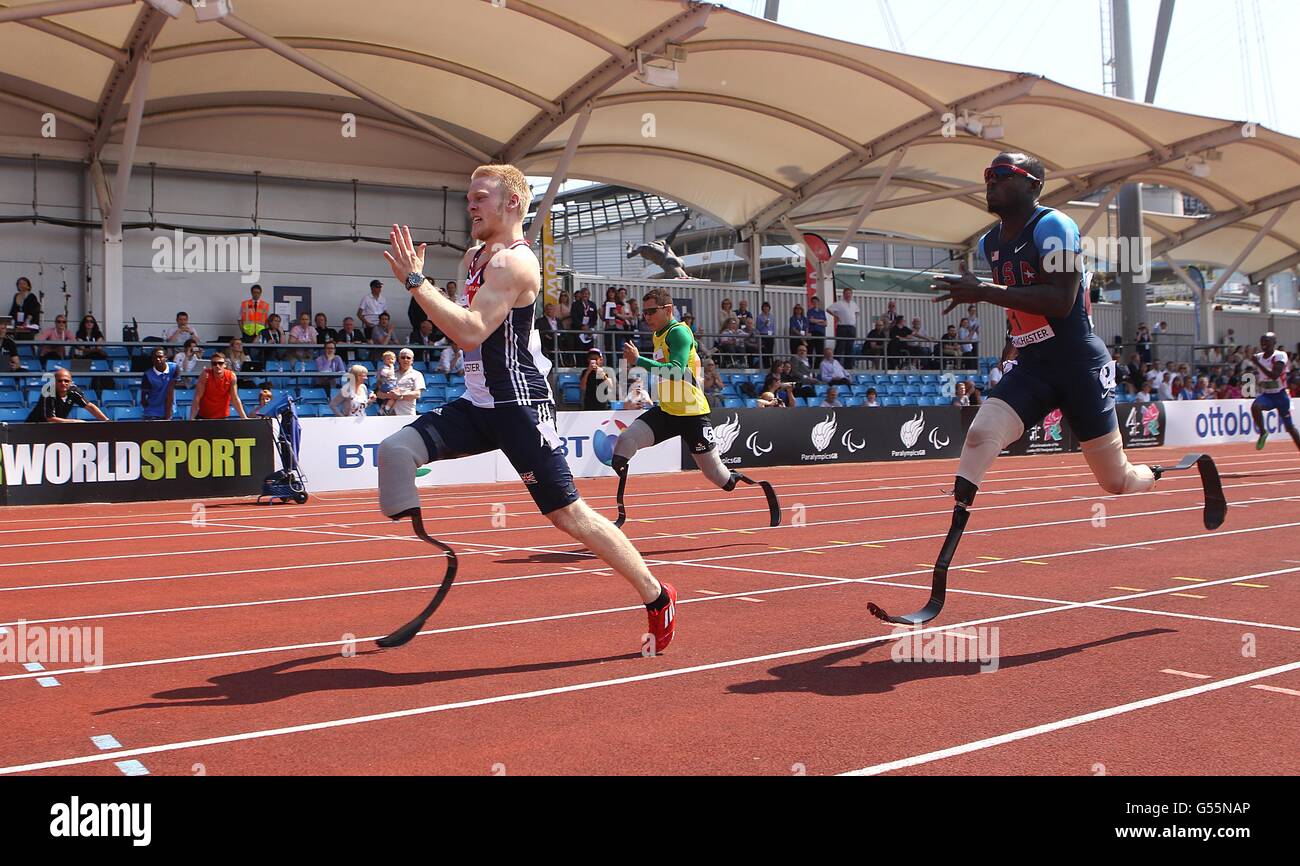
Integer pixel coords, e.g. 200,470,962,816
315,340,346,377
7,354,27,373
864,317,889,369
1156,369,1175,401
0,319,16,359
330,365,371,417
888,316,914,367
358,279,387,338
190,352,248,420
965,304,980,349
238,284,269,340
38,314,73,361
806,295,828,358
718,297,735,330
410,318,440,365
536,302,562,359
958,317,976,368
556,291,572,329
408,280,429,335
74,315,108,360
701,359,725,408
445,280,460,307
314,313,338,345
790,345,818,389
9,276,40,333
788,303,810,356
602,287,622,357
226,337,252,378
1135,322,1152,364
826,284,857,361
820,385,844,408
371,311,395,357
624,373,654,410
379,348,424,416
819,346,851,385
1121,352,1142,395
907,317,936,369
335,316,364,363
952,380,981,406
175,339,205,378
1135,383,1153,403
140,347,179,421
735,299,755,332
882,299,902,329
755,301,776,367
257,312,285,361
165,311,200,344
580,348,612,411
758,380,795,408
258,387,274,411
438,341,464,378
864,387,880,407
26,367,108,423
715,317,744,368
940,324,963,368
288,311,318,361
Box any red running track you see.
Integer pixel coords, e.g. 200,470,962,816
1,442,1298,776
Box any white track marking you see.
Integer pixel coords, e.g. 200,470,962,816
1250,684,1300,697
839,659,1300,776
1160,669,1212,679
3,565,1298,775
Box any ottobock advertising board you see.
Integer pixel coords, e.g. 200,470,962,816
295,409,680,492
1162,398,1290,446
0,419,273,505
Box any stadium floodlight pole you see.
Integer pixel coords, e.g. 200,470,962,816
526,102,593,246
1159,253,1206,341
1144,0,1177,104
0,0,131,23
1111,0,1147,357
827,146,906,269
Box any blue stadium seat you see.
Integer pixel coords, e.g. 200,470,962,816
813,384,829,396
174,389,196,404
880,397,898,407
113,406,144,421
446,385,466,402
0,407,28,422
104,345,129,358
69,406,98,421
298,387,328,404
263,361,287,372
24,387,43,406
842,396,863,407
557,372,580,388
88,359,109,372
721,383,740,397
562,384,580,404
723,397,745,408
100,389,134,407
0,391,22,406
744,399,759,409
238,388,261,405
888,374,905,385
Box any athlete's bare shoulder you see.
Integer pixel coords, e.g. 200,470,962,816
481,242,539,306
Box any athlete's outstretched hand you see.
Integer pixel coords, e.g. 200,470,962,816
383,224,426,283
623,341,640,367
933,266,987,314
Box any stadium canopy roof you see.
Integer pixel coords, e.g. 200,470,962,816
0,0,1297,281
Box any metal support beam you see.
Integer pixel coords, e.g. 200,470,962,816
88,3,169,157
1248,250,1300,284
1079,185,1121,235
1151,186,1300,257
1205,205,1290,299
218,14,492,162
501,2,714,163
0,0,130,23
1111,0,1146,353
100,55,150,339
1144,0,1176,103
526,103,593,246
1160,254,1205,341
827,146,905,268
750,230,762,285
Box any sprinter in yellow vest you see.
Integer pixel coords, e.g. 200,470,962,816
614,287,781,527
239,284,269,338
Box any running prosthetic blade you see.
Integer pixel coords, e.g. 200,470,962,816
734,472,782,527
867,503,969,626
1152,453,1227,531
376,508,459,648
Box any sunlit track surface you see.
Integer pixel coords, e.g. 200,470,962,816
1,442,1297,776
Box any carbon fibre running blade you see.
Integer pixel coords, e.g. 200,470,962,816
375,516,459,649
1197,454,1227,530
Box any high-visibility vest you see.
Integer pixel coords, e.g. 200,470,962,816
240,298,269,336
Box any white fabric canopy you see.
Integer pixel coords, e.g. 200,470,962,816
0,0,1297,277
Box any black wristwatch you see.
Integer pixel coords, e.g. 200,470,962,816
405,272,427,291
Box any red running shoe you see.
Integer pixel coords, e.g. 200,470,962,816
644,581,677,655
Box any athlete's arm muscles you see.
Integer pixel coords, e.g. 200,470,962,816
936,215,1077,318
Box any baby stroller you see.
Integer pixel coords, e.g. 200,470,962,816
256,391,309,505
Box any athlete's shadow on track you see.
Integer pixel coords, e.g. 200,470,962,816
95,649,641,713
496,542,763,564
727,628,1175,697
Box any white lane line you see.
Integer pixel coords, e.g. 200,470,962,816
3,567,1296,776
839,660,1300,776
1160,669,1212,680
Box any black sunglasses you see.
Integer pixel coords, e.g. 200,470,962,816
642,306,661,317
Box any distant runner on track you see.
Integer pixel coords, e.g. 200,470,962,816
1249,332,1300,452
